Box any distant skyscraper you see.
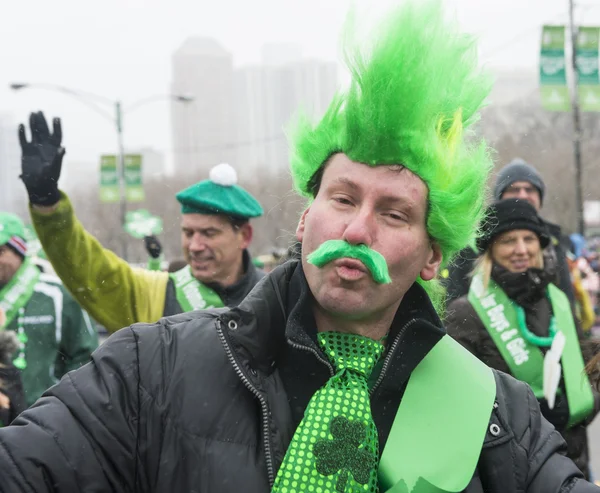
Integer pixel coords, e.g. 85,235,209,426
171,37,235,177
233,66,271,180
233,52,338,177
261,43,303,67
0,112,27,215
171,40,338,181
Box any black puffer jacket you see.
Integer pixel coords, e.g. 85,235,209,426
446,265,600,479
0,261,597,492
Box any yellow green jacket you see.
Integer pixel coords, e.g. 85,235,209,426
30,193,265,333
30,193,168,333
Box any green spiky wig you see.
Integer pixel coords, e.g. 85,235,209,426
288,0,493,312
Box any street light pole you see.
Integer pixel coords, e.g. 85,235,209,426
568,0,585,235
115,100,128,261
9,83,194,260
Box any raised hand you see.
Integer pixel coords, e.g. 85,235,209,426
19,111,66,206
144,235,163,259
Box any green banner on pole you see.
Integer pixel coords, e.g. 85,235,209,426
125,154,144,202
540,25,570,112
100,155,119,203
577,26,600,112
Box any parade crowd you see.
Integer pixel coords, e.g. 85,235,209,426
2,1,600,492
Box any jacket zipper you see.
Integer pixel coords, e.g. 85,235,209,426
369,318,418,396
216,319,276,487
287,339,335,377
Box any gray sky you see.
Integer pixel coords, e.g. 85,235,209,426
1,0,599,172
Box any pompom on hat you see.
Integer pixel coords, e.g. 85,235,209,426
176,163,263,219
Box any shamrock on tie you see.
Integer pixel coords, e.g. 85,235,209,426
313,415,376,492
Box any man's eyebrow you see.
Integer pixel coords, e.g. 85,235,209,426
328,177,417,207
378,195,414,207
328,177,360,190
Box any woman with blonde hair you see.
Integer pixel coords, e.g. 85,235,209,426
446,198,600,480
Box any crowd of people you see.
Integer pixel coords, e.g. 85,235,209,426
2,1,600,492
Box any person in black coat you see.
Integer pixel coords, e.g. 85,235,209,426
444,158,575,305
446,199,600,479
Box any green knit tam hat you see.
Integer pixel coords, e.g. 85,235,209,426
0,213,25,247
176,163,264,219
288,0,494,281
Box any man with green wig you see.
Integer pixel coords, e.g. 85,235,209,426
0,1,597,492
14,112,265,333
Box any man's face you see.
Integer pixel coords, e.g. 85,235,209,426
0,245,23,288
501,181,542,211
297,154,442,320
181,213,252,286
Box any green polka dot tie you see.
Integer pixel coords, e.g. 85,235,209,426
272,332,384,493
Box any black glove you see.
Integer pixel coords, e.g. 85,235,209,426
538,394,570,431
18,111,65,206
144,235,162,259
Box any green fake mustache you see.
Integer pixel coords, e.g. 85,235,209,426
306,240,392,284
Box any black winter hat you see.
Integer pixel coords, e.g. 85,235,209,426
477,199,550,253
493,158,546,204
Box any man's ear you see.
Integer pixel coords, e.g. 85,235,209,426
420,242,443,281
296,207,310,242
239,223,253,249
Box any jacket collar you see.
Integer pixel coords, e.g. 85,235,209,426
223,260,445,387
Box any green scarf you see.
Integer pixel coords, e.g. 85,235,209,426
169,265,225,312
468,273,594,428
0,258,39,329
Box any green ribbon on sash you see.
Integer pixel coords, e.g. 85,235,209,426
379,335,496,493
0,257,40,330
468,273,594,428
169,265,225,312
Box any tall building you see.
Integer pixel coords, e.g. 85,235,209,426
233,53,338,177
171,37,235,178
233,66,271,181
261,43,302,67
171,41,338,182
0,112,27,215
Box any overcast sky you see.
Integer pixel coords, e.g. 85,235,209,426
2,0,599,173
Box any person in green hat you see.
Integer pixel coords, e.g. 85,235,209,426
0,212,97,407
15,112,265,333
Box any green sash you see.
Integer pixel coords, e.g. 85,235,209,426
379,335,496,493
147,255,163,272
0,258,40,329
169,265,225,312
468,273,594,428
